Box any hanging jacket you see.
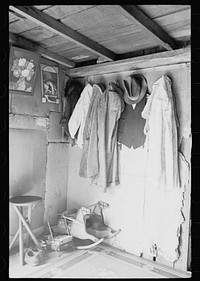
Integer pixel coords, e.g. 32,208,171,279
68,83,93,148
60,79,83,139
79,83,124,191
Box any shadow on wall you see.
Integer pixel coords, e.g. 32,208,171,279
9,173,41,198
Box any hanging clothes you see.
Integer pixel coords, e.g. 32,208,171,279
79,83,124,191
60,79,83,139
68,83,93,148
142,75,180,191
117,98,146,149
140,75,185,262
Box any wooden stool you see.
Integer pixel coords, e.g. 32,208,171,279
9,195,43,265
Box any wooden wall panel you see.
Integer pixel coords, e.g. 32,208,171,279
69,47,190,77
11,57,62,116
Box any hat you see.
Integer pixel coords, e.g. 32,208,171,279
122,74,147,105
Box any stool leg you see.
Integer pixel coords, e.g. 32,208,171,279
13,205,42,250
27,205,32,247
18,206,24,266
9,228,19,250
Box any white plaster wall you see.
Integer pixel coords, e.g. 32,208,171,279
44,142,68,226
66,140,147,255
9,128,47,242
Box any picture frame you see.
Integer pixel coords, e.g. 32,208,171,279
9,46,40,95
41,64,59,104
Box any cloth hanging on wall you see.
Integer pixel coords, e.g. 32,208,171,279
117,98,146,149
68,83,93,148
79,83,124,191
142,75,180,191
140,75,184,262
117,74,147,149
60,79,83,140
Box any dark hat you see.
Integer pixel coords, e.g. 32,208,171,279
123,74,147,105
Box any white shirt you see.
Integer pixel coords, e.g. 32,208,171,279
68,83,93,148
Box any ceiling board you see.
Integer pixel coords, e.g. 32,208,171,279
9,5,115,61
138,5,190,19
9,19,39,34
103,41,158,54
162,20,190,39
38,35,73,48
33,5,53,10
77,24,141,43
9,11,21,23
61,5,134,31
58,46,98,62
116,5,177,51
155,9,190,27
101,32,157,54
48,41,78,53
8,5,191,68
18,26,56,42
154,9,191,40
42,5,95,20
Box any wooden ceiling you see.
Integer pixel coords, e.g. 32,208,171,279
9,5,191,69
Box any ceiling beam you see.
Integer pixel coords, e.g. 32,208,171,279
116,5,178,51
9,5,116,61
69,46,190,78
9,32,75,68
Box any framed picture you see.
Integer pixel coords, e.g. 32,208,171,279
9,46,40,95
41,64,59,104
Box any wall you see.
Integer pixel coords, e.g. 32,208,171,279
9,48,191,271
9,55,69,247
66,61,191,271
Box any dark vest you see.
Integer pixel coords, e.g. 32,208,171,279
117,97,146,149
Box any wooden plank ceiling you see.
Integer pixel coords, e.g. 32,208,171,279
9,5,191,68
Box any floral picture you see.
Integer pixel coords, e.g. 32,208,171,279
9,46,40,95
41,64,59,104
